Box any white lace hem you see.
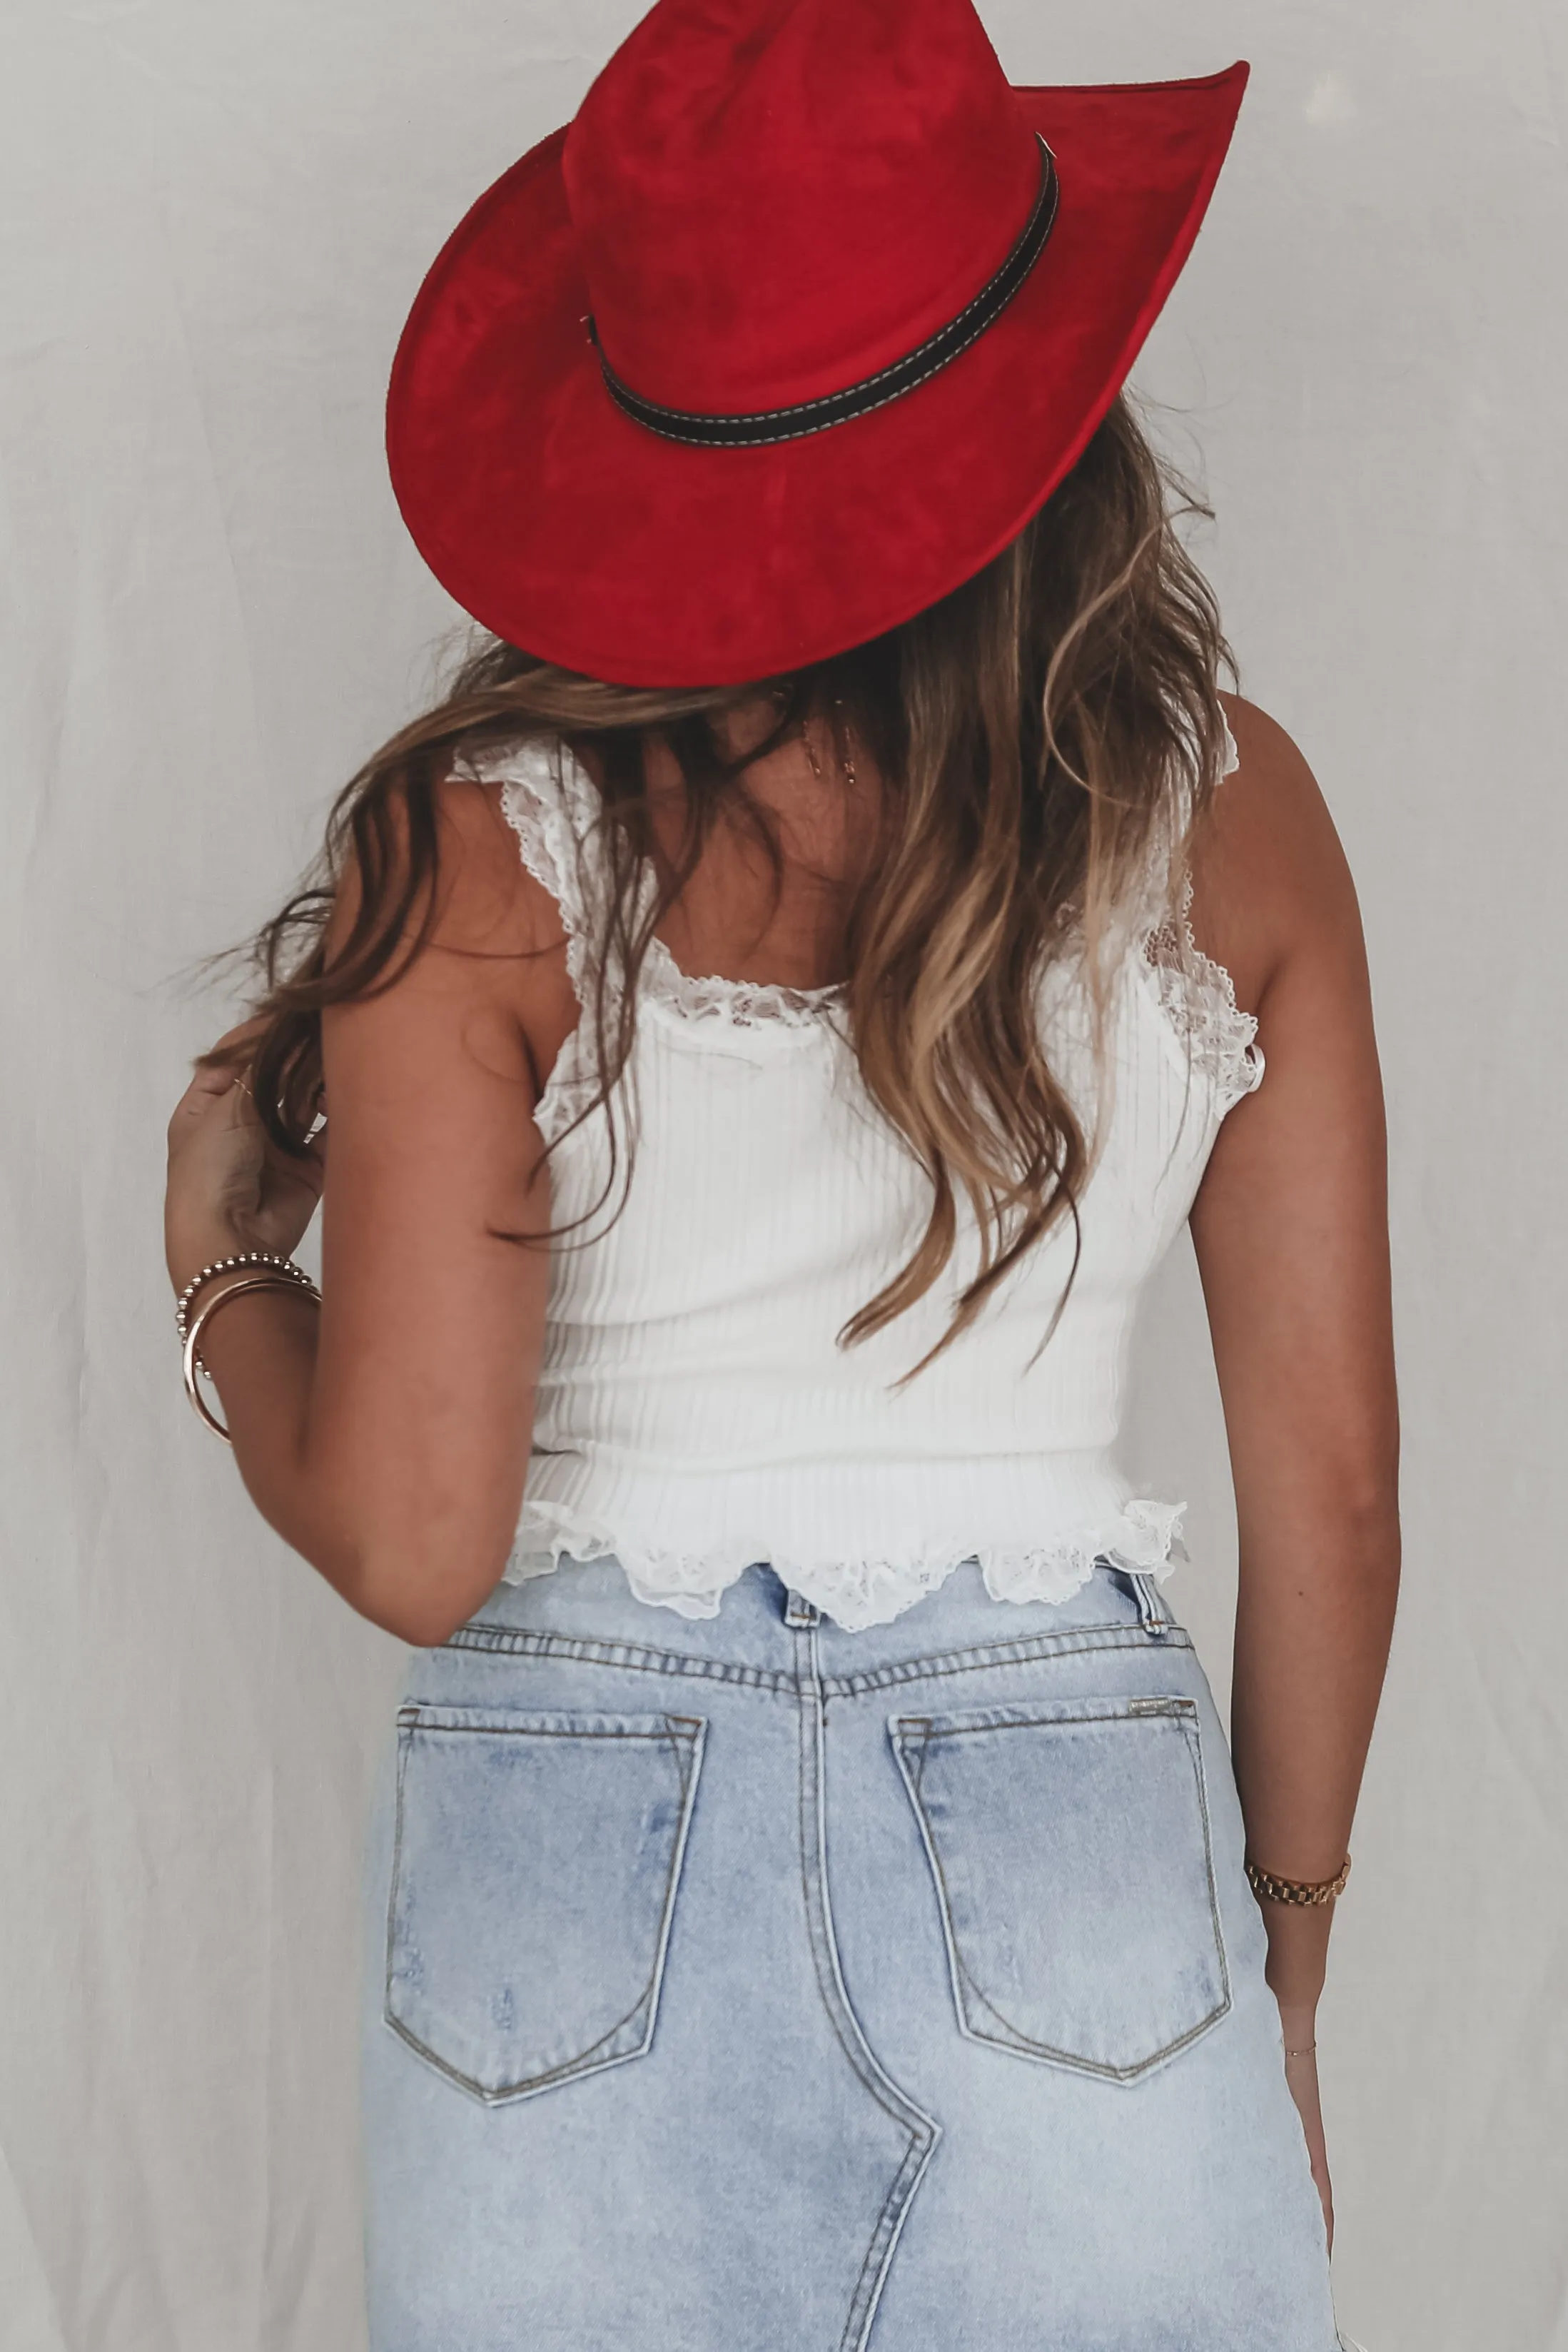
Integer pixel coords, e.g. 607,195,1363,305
501,1495,1187,1633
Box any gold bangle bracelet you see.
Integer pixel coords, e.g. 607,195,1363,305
181,1273,322,1443
1245,1855,1351,1907
175,1251,315,1351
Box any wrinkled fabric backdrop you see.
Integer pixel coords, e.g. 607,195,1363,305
2,1,1563,2346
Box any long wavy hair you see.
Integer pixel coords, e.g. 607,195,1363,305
233,393,1232,1373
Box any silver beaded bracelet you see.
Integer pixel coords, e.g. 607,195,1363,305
174,1251,316,1351
176,1252,320,1439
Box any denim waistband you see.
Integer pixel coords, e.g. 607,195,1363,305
442,1555,1183,1695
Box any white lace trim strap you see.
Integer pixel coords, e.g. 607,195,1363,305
1136,706,1263,1114
452,737,612,1011
455,739,839,1036
1142,885,1264,1111
502,1495,1187,1635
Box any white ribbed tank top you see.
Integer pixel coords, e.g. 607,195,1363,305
455,730,1261,1631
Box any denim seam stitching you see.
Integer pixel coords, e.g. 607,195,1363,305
890,1710,1230,2084
383,1712,707,2105
822,1623,1190,1698
1181,1711,1234,2022
791,1622,939,2351
946,1945,1230,2081
442,1625,798,1692
395,1718,695,1741
385,1973,657,2106
439,1618,1188,1700
389,1719,702,2100
889,1701,1198,1740
794,1705,918,2151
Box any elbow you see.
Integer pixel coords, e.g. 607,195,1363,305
1315,1475,1400,1552
280,1459,522,1645
308,1524,513,1649
1336,1485,1402,1586
373,1592,487,1649
1236,1475,1401,1598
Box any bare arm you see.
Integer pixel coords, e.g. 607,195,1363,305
1188,697,1400,2224
164,778,574,1645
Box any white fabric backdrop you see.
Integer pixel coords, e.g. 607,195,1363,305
2,1,1564,2344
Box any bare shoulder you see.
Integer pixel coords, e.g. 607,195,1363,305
320,762,579,1110
325,765,568,979
1190,694,1368,1018
428,768,570,966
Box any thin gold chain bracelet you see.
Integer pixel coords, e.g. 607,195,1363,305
1245,1855,1351,1907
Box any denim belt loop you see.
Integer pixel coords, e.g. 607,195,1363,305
1128,1570,1172,1638
783,1588,821,1629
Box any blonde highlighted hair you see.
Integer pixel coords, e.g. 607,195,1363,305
236,393,1232,1371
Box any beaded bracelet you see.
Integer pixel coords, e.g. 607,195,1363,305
1244,1855,1352,1907
176,1252,320,1439
175,1251,316,1363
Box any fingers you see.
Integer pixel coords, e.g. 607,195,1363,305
190,1015,269,1101
172,1071,248,1141
168,1076,228,1147
174,1033,325,1164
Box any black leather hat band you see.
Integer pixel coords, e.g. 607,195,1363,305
590,136,1059,449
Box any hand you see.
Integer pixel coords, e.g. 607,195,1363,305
1278,2004,1334,2251
165,1022,324,1291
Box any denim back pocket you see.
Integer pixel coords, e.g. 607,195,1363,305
891,1695,1229,2081
385,1705,706,2104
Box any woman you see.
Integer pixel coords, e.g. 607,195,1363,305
163,1,1397,2343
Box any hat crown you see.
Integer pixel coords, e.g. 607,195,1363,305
562,0,1042,414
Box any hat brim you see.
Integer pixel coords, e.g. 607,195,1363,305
387,66,1248,687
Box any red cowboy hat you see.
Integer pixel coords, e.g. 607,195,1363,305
387,0,1247,689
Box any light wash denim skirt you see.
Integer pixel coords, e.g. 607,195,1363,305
360,1558,1342,2349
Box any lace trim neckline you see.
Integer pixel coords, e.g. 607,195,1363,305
461,737,847,1031
466,727,1260,1089
643,935,843,1029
